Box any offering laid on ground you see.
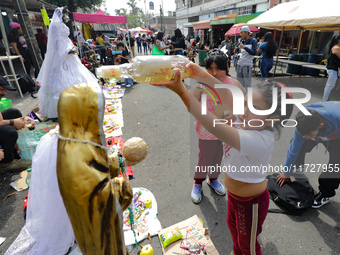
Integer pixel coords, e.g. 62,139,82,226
158,215,219,255
123,187,162,246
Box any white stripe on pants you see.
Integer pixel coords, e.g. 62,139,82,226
250,203,259,255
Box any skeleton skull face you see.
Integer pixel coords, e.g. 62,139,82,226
62,7,70,23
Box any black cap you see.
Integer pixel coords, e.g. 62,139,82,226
0,76,17,91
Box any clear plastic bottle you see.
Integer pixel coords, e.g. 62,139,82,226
96,55,192,83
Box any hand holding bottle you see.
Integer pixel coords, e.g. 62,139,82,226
185,62,208,80
150,68,187,96
96,55,192,83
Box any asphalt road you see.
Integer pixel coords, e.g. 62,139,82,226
121,72,340,255
1,69,340,255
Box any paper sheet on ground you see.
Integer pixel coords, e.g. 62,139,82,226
0,237,6,246
124,187,162,246
66,188,161,253
10,170,28,191
103,88,125,99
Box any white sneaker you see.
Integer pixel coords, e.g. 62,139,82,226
311,192,330,208
0,159,32,173
207,179,226,196
191,184,203,204
126,84,132,88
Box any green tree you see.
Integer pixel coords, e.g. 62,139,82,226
127,0,141,15
115,8,127,16
141,12,154,27
102,0,110,15
45,0,104,39
115,0,154,28
45,0,104,12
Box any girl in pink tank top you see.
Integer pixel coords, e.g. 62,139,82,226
191,50,238,204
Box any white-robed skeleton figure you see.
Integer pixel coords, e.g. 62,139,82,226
4,7,99,255
37,7,97,119
4,127,75,255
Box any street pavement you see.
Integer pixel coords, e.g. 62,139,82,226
1,62,340,255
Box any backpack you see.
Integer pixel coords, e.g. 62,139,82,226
267,174,315,216
17,74,36,94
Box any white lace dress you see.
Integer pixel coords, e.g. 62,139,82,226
37,8,98,119
5,127,75,255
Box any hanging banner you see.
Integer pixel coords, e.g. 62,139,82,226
93,23,116,31
149,1,154,10
40,9,50,26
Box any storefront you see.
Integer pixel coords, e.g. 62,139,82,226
210,15,236,47
183,23,194,37
92,23,117,38
235,12,264,24
193,20,211,45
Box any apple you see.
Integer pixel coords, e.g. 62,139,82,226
141,244,154,255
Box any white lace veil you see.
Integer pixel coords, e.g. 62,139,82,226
4,128,75,255
37,7,74,90
5,8,77,255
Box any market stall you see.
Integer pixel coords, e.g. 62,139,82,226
247,0,340,77
140,28,153,34
130,26,143,34
72,10,126,25
225,22,259,36
193,20,211,46
72,10,132,60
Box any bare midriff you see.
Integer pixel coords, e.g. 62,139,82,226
224,174,267,198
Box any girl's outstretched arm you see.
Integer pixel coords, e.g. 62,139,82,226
150,67,240,151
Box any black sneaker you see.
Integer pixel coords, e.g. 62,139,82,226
311,192,330,208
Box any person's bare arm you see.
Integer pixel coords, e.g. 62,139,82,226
188,63,235,111
256,48,262,55
0,113,26,129
333,47,340,59
0,112,11,127
156,40,168,51
192,84,201,102
216,78,245,114
151,68,241,151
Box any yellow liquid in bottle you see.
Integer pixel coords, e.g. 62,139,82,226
132,67,192,83
97,56,192,82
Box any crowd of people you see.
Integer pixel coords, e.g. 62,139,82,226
149,43,340,255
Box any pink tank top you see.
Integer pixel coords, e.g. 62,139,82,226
195,76,236,140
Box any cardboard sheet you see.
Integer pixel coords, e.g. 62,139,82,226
10,170,28,191
158,215,219,255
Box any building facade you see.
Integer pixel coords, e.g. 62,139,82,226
146,14,176,36
175,0,295,37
